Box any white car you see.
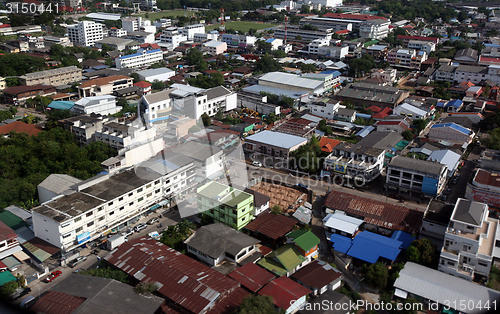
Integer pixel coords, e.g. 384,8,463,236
252,161,262,167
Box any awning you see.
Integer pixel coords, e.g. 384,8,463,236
13,250,30,261
394,288,408,299
0,245,22,260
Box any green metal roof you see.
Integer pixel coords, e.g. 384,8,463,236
260,244,306,275
0,271,16,286
364,40,379,47
0,211,27,230
258,256,288,276
22,242,52,262
287,230,320,252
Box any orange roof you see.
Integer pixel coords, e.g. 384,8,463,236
0,121,43,136
134,81,152,88
318,137,341,153
79,75,131,89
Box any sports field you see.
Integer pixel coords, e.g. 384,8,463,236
206,21,275,33
135,9,191,20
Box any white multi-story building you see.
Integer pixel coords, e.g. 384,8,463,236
274,26,333,42
302,72,341,93
153,19,172,28
220,34,256,48
138,89,173,128
67,21,104,47
31,162,195,252
299,17,353,32
439,198,500,281
307,0,343,7
109,27,127,37
359,19,390,40
203,40,227,55
308,101,341,119
94,121,157,150
386,156,448,197
387,48,427,69
141,0,157,10
264,38,283,50
116,48,164,69
408,40,436,54
193,33,218,42
159,27,188,49
72,95,121,116
179,24,205,40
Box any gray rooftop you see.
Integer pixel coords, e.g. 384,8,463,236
19,66,80,80
245,130,307,150
96,37,134,45
336,82,403,105
437,64,456,73
389,156,445,176
358,131,402,150
174,141,222,162
136,67,175,77
452,198,486,226
49,273,163,314
394,262,500,314
142,88,173,105
184,223,260,259
38,174,82,195
455,65,485,73
206,86,232,100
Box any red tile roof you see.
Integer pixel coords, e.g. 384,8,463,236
259,276,311,310
324,190,424,233
397,35,439,43
335,29,350,35
0,121,43,137
474,169,500,188
0,220,16,242
479,56,500,64
291,260,342,290
105,237,240,313
228,263,276,292
318,137,341,153
140,43,160,50
30,290,85,314
134,81,152,88
372,107,392,119
323,12,387,21
244,213,297,240
367,105,382,113
3,84,55,95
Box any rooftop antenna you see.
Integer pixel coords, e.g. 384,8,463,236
219,7,225,33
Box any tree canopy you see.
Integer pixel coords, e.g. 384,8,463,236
0,53,46,77
0,128,116,209
237,294,276,314
254,54,282,73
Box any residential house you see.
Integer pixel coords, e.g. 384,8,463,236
78,75,134,98
318,137,341,153
136,67,176,82
392,102,432,119
0,121,43,137
323,212,364,239
427,150,461,178
386,156,448,197
0,220,20,259
286,229,320,262
259,276,311,314
228,263,275,293
174,141,225,179
291,260,343,296
197,182,254,230
184,223,260,266
2,84,57,104
428,123,475,145
453,48,479,65
203,40,227,55
243,188,270,216
335,82,407,108
336,108,356,122
138,89,173,128
243,130,308,162
72,95,121,116
466,168,500,209
133,81,152,95
439,198,500,281
244,212,297,247
374,119,410,134
257,244,308,277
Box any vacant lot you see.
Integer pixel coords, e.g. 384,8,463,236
206,21,275,33
134,9,191,20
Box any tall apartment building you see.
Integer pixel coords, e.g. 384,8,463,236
141,0,157,10
179,24,205,40
387,48,427,69
220,34,256,48
274,26,333,42
386,156,448,197
299,17,353,32
18,66,82,86
116,48,164,69
158,27,187,49
197,181,254,230
359,19,390,40
439,198,500,281
67,21,104,47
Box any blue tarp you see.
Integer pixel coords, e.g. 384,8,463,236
346,231,401,263
330,233,352,254
391,230,415,250
48,101,74,110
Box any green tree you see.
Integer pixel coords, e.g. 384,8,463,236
79,262,129,283
254,54,281,73
364,262,389,290
237,294,276,314
185,48,208,71
151,80,166,90
406,245,421,263
201,113,211,126
271,204,282,215
402,130,414,141
407,238,436,266
255,40,273,54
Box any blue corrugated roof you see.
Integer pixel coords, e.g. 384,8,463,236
445,99,463,108
346,231,402,263
48,101,74,110
320,70,342,78
330,234,352,254
119,49,162,60
436,101,446,107
93,65,109,70
391,231,415,250
356,125,375,138
431,123,471,135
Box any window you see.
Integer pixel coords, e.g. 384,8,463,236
86,212,93,217
62,233,72,239
138,197,144,202
119,206,124,211
155,180,160,185
87,221,94,227
109,201,114,206
76,227,83,233
75,217,82,222
137,188,143,193
129,192,133,197
119,197,123,201
155,189,160,194
146,184,152,189
129,202,134,206
109,211,115,216
98,216,105,221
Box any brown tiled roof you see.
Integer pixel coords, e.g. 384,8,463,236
0,121,43,136
474,169,500,188
206,287,249,314
3,84,55,95
291,260,342,290
244,213,297,240
79,75,131,88
26,237,60,255
228,263,275,292
324,190,424,233
30,290,85,314
0,220,16,242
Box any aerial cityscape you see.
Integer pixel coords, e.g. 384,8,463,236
0,0,500,313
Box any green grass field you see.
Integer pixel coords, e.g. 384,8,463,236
134,9,191,20
206,21,275,33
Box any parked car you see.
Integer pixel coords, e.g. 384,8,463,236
68,256,87,268
252,161,262,167
452,175,460,184
45,270,62,283
296,183,309,189
134,223,147,232
11,287,31,300
147,217,159,225
123,228,134,237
